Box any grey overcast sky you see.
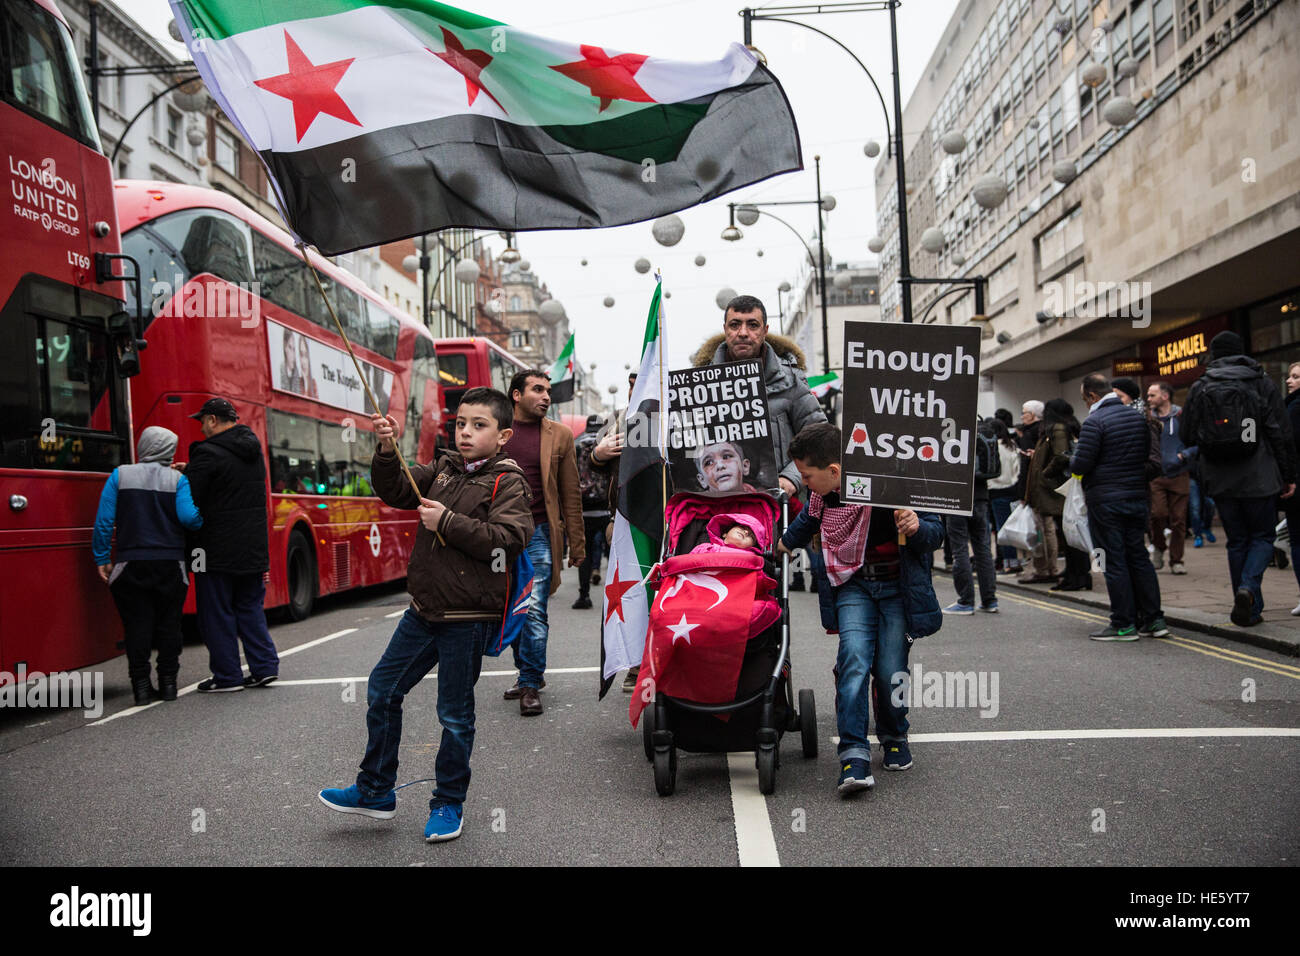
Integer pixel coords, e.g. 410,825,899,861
115,0,962,392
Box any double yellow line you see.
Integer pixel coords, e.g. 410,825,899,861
1001,592,1300,680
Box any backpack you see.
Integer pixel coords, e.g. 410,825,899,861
483,473,535,657
575,434,612,510
974,425,1001,482
1194,376,1267,462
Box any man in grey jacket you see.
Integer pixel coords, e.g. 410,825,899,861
691,294,827,498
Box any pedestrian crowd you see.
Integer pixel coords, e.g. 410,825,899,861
91,298,1299,844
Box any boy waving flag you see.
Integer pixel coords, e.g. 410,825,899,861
169,0,803,255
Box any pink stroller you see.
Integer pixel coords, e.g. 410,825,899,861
631,491,817,796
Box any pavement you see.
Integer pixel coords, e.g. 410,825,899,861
965,531,1300,657
2,568,1298,867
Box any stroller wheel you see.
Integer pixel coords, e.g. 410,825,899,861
755,744,777,795
653,732,677,797
798,689,818,758
642,705,655,762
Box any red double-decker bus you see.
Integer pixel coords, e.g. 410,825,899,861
0,0,140,675
115,179,444,621
432,337,533,447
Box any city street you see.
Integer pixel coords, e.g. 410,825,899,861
3,573,1297,867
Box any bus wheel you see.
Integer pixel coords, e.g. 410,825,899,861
286,529,317,621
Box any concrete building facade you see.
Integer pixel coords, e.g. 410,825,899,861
874,0,1300,415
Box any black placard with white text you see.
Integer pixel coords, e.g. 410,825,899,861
666,359,778,496
840,321,981,515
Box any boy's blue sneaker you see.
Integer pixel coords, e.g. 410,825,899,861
424,800,463,842
1205,531,1216,543
318,784,396,819
836,758,875,796
1193,534,1203,548
979,601,999,613
882,741,913,771
942,602,975,615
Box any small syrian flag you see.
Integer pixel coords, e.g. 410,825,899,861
548,334,576,404
169,0,803,255
600,281,668,697
806,372,840,400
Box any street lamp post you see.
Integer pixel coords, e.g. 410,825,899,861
722,160,835,374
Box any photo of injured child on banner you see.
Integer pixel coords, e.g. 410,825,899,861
666,359,778,496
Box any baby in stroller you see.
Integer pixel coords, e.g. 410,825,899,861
690,512,765,555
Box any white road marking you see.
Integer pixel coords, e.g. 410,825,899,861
90,628,360,726
271,665,602,687
384,609,406,618
830,727,1300,745
726,753,780,868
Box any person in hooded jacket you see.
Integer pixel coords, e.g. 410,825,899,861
180,398,281,692
1032,399,1092,591
1182,333,1297,625
93,427,203,705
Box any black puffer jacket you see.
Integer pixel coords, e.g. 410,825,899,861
186,424,269,574
1069,394,1151,507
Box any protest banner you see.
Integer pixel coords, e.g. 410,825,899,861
665,359,778,496
840,321,982,515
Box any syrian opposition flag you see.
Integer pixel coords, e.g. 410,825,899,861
629,552,765,728
806,372,841,400
548,333,576,404
599,281,668,697
169,0,803,255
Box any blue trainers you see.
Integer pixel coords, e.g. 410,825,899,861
942,602,975,615
882,741,913,771
836,758,875,796
1205,531,1216,544
1193,534,1203,548
318,784,396,819
424,800,463,842
979,600,999,613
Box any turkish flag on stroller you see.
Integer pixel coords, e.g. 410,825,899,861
630,550,776,727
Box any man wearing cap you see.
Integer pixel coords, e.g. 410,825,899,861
181,398,280,691
1181,332,1297,626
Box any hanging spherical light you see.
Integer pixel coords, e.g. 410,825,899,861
1052,159,1078,184
951,252,967,267
603,296,615,308
634,257,651,274
863,139,881,158
778,280,791,293
735,205,760,227
538,299,565,325
821,195,837,212
185,124,205,147
940,130,967,154
694,254,706,266
1102,96,1137,126
832,272,853,290
920,227,946,254
1117,56,1141,78
756,249,764,257
580,258,588,266
867,236,885,254
402,254,418,273
1081,61,1107,88
1053,13,1073,34
972,173,1009,209
715,287,737,310
664,291,672,298
453,259,480,284
651,213,685,247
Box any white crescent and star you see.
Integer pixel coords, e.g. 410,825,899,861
666,614,699,645
658,570,729,611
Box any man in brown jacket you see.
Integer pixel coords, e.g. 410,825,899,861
318,387,533,843
502,369,586,715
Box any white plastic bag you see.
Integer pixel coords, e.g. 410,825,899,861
1061,477,1093,554
997,502,1039,552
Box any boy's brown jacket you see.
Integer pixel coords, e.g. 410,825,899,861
372,448,534,622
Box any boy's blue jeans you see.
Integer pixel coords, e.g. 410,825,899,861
514,522,553,688
357,610,491,808
833,576,911,762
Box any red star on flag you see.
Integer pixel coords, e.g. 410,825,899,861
549,45,655,112
254,31,362,142
603,565,638,624
428,28,507,114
